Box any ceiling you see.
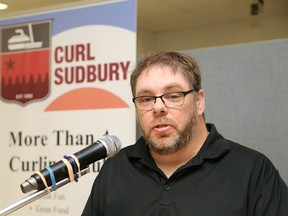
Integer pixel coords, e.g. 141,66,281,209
0,0,287,34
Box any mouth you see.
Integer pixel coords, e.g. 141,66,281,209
154,124,168,128
153,124,171,132
149,118,175,134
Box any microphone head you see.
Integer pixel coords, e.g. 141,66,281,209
100,134,122,157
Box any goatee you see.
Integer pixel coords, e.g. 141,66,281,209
142,107,199,155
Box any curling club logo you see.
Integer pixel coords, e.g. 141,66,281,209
0,21,51,105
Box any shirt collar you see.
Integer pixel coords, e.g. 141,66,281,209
128,123,231,165
198,123,231,159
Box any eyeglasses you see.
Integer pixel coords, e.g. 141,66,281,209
132,89,194,111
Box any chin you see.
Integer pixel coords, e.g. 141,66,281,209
148,135,181,154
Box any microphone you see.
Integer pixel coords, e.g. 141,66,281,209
20,134,121,193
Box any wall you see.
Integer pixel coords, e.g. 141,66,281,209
137,13,288,55
184,39,288,184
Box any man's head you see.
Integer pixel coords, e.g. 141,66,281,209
130,51,202,98
130,52,205,155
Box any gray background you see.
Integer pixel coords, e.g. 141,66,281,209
184,39,288,184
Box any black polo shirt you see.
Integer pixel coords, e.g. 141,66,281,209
82,124,288,216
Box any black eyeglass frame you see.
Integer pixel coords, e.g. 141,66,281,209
132,89,194,111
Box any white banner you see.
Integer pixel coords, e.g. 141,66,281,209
0,0,136,215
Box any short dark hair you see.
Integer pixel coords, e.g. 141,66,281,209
130,51,203,97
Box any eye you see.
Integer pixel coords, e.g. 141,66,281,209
164,93,182,101
138,97,154,104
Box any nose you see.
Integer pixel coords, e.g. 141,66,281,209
152,97,167,114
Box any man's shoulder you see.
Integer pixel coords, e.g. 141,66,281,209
226,140,277,176
103,138,145,167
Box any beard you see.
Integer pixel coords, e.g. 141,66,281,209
139,104,199,155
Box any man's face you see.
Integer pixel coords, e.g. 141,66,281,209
135,65,202,155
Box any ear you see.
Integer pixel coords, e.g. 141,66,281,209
196,89,205,116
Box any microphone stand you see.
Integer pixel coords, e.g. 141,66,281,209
0,167,90,216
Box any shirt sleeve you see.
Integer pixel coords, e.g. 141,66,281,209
81,158,112,216
81,179,99,216
81,193,94,216
254,171,288,216
81,162,108,216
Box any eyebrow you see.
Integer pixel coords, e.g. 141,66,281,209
136,83,184,96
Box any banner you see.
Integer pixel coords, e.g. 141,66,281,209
0,0,136,215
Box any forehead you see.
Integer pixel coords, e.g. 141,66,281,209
136,65,190,93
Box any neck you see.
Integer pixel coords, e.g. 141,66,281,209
150,121,208,178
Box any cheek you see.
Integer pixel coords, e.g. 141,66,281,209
136,112,149,126
176,106,195,124
137,113,152,135
173,114,186,129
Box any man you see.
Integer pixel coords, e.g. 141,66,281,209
82,51,288,215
